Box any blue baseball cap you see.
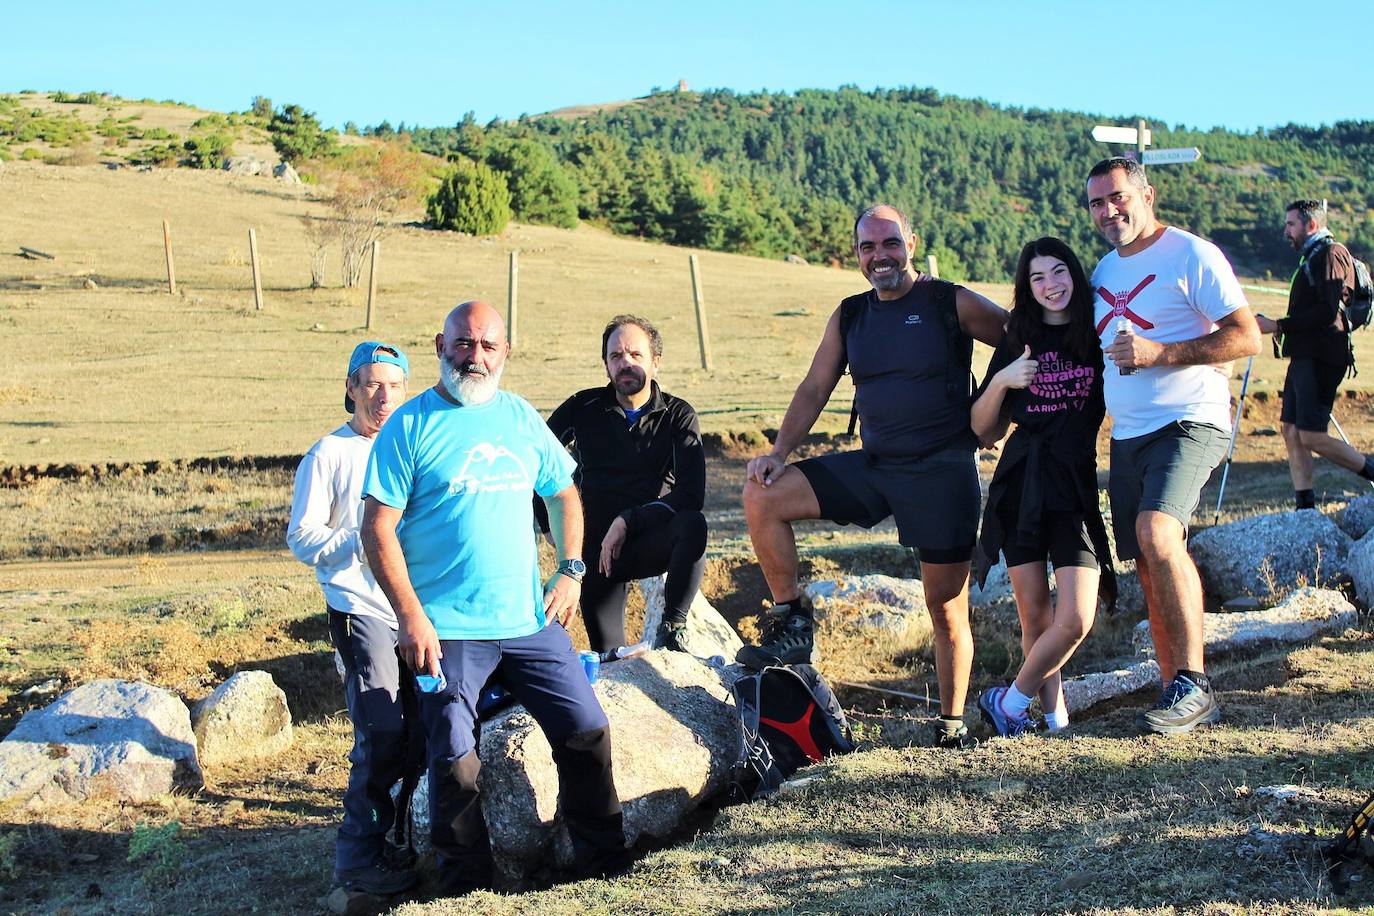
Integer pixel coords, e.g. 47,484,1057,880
345,341,409,413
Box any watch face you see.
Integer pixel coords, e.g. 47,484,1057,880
566,558,587,575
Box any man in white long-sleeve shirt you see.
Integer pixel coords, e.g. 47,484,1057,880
288,340,423,897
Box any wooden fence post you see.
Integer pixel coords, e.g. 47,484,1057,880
161,220,177,296
926,254,940,279
689,254,712,370
507,251,519,347
365,240,380,329
248,229,264,311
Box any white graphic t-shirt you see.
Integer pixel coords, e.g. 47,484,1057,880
1091,227,1249,439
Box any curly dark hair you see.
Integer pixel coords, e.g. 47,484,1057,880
1006,237,1099,366
601,314,663,362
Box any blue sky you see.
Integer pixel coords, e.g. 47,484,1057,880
4,1,1370,133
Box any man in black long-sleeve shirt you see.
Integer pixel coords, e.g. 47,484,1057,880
545,315,708,654
1257,199,1374,507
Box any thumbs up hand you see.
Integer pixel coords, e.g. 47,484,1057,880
997,344,1038,390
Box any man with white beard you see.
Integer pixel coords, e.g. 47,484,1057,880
361,301,627,895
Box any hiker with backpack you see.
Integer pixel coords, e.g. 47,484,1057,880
971,237,1115,737
737,203,1007,749
1256,199,1374,508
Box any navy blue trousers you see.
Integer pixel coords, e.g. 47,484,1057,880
328,610,427,872
418,621,625,892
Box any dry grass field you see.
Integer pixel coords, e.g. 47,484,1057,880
5,125,1374,915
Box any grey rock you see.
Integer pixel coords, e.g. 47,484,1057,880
273,161,301,184
411,650,738,881
970,560,1015,609
223,156,269,176
1133,586,1355,656
1349,529,1374,605
1222,596,1264,612
191,671,293,765
806,574,926,634
637,576,742,658
0,679,203,807
1189,511,1350,601
1063,659,1160,713
783,254,808,265
19,678,62,698
1338,495,1374,540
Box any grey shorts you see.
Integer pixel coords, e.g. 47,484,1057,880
793,447,979,564
1108,421,1229,560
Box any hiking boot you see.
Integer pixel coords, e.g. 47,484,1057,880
931,720,978,750
655,620,691,653
380,841,417,872
735,604,815,669
335,856,419,896
978,686,1034,738
1139,674,1221,735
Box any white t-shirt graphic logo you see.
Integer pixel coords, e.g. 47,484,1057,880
449,442,530,495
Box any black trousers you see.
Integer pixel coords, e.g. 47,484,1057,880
580,509,708,652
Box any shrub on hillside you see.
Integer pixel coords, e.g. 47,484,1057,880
268,104,336,163
484,139,578,229
182,133,233,169
130,143,181,168
427,160,511,236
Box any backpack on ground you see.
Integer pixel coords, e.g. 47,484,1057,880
1324,790,1374,893
729,663,856,802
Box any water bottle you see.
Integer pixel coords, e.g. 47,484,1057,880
415,672,447,693
1116,318,1138,376
578,650,601,684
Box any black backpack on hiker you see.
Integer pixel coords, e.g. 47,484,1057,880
1300,237,1374,333
729,664,856,802
1324,791,1374,892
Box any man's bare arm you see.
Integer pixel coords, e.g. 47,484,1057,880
752,308,847,479
956,287,1009,348
361,496,441,675
1108,307,1261,370
541,484,584,626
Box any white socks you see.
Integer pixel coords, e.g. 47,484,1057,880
1001,684,1034,718
1044,708,1070,731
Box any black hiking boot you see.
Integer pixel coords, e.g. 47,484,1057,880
735,599,816,669
335,856,419,896
655,620,691,653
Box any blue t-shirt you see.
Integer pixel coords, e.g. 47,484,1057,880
362,388,576,640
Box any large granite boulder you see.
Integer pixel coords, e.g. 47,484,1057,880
0,680,203,807
1337,495,1374,540
1133,587,1356,656
1063,659,1161,713
191,671,293,766
1189,511,1350,602
805,574,927,634
412,650,739,882
273,161,301,184
223,156,269,176
1347,528,1374,605
637,576,742,660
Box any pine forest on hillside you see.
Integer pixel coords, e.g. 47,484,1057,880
387,86,1374,281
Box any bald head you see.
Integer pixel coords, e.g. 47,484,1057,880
443,299,506,342
435,299,510,405
853,203,914,247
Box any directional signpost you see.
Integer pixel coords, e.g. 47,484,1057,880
1142,147,1202,165
1092,119,1201,168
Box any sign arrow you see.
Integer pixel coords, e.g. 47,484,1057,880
1141,147,1202,165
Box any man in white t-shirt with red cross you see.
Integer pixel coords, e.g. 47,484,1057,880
1087,156,1261,735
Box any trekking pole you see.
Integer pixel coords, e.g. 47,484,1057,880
1330,412,1374,490
1213,356,1254,525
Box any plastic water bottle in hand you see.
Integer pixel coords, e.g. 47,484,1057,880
1116,318,1138,376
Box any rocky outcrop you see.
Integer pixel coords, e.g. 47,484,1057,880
0,680,202,807
806,574,927,634
191,671,293,765
1347,528,1374,606
1133,587,1356,657
411,650,739,882
1063,659,1161,713
223,156,269,176
637,576,742,660
1337,495,1374,540
1189,511,1350,601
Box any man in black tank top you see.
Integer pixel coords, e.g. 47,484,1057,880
737,204,1007,749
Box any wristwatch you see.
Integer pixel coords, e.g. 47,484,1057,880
556,558,587,583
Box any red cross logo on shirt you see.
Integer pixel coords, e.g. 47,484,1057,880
1094,274,1158,335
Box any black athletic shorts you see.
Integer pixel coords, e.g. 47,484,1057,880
1108,420,1229,560
1280,357,1347,432
999,507,1099,571
793,447,979,564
